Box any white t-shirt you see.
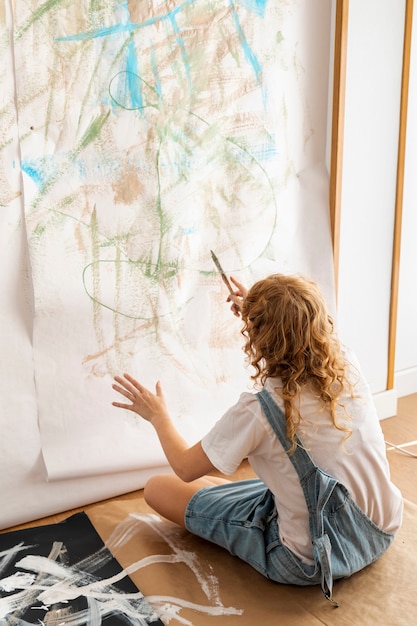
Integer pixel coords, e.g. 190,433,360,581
201,350,404,565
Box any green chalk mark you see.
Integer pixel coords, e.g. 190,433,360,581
29,111,111,210
16,0,65,40
78,111,110,150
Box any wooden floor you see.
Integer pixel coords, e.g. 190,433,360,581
380,393,417,505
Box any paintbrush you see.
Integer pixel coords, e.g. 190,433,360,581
210,250,234,295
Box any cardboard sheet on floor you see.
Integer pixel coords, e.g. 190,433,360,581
79,496,417,626
2,462,415,626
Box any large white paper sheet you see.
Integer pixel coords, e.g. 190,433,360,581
2,0,335,496
0,1,170,528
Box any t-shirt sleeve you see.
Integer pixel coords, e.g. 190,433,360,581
201,392,267,475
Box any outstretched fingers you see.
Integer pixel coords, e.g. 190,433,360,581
113,373,138,392
112,374,143,409
112,374,167,423
123,372,146,392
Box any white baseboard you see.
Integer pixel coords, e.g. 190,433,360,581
372,368,417,420
373,389,398,420
394,366,417,398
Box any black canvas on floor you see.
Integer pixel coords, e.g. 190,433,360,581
0,511,163,625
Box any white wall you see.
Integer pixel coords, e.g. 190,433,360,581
395,1,417,397
336,0,407,416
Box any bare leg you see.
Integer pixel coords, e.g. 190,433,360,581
144,473,231,527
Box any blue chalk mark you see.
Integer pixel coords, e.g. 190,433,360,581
56,21,135,42
55,0,196,102
125,38,143,109
251,139,278,162
168,11,192,90
229,0,262,83
55,0,197,42
21,161,46,187
56,0,268,105
109,71,158,111
238,0,268,18
121,2,143,109
172,226,196,239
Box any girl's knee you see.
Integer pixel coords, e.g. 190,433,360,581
144,473,194,526
144,474,169,507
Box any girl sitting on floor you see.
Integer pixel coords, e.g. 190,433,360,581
112,273,403,605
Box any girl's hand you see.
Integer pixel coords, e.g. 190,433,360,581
227,276,248,317
112,373,215,482
112,373,168,424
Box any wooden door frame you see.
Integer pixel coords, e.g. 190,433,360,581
329,0,414,391
329,0,349,298
387,0,414,389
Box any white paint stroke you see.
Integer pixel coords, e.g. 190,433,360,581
17,554,69,579
86,595,102,626
2,544,161,623
108,514,245,623
105,514,147,551
0,587,36,619
1,513,244,623
129,513,223,605
17,553,181,603
105,513,225,606
148,595,244,616
0,541,34,577
0,570,36,592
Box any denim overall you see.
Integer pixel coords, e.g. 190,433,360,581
257,389,395,605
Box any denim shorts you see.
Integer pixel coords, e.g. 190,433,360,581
184,478,318,585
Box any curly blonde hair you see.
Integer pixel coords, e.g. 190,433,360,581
241,274,353,450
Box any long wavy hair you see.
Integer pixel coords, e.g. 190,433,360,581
241,274,354,450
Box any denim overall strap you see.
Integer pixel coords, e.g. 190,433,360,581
257,389,340,605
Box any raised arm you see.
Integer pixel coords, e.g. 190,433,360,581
112,373,215,482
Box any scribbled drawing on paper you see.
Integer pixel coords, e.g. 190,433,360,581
2,0,327,482
12,0,286,379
